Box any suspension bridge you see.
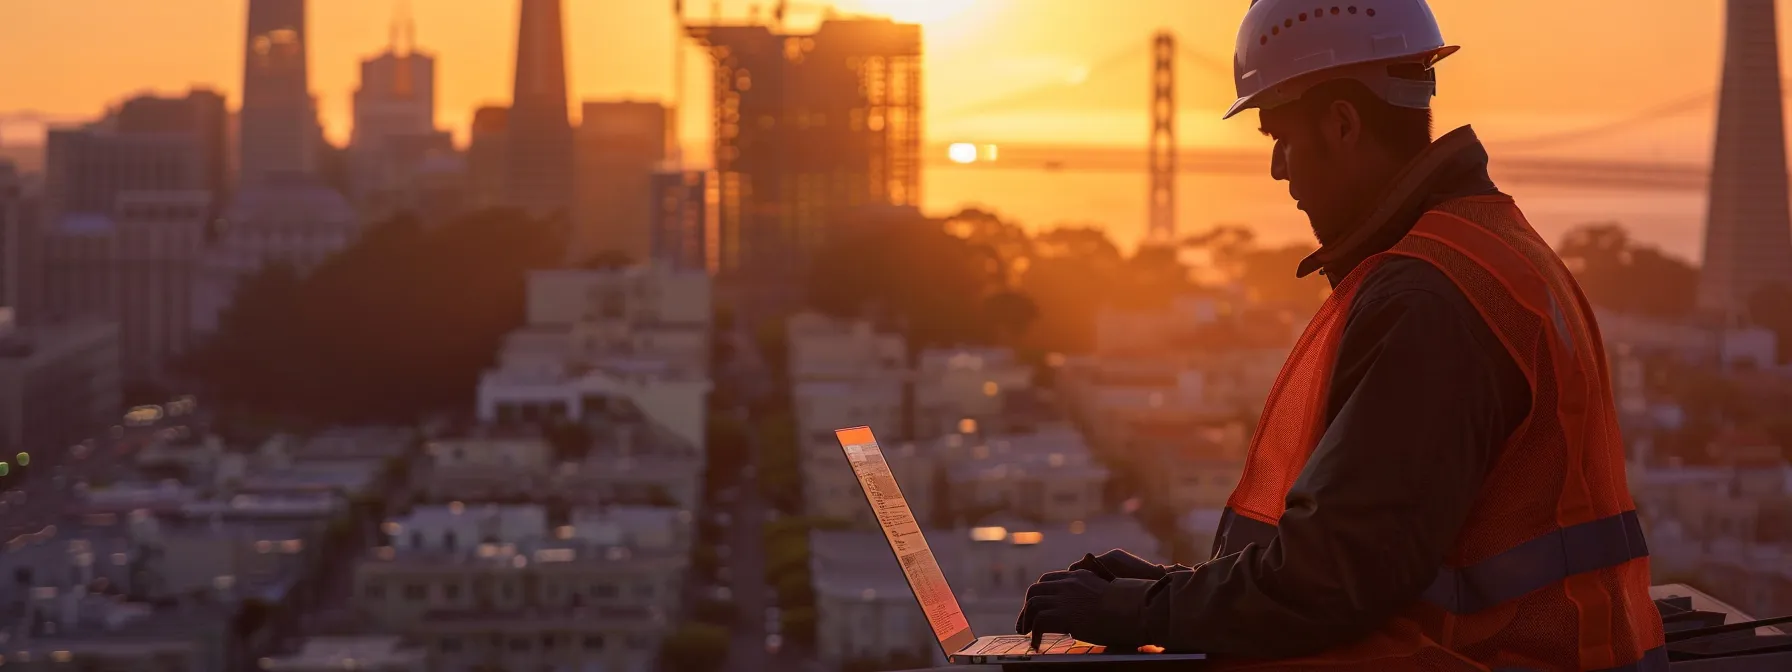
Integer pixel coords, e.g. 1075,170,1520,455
920,36,1727,194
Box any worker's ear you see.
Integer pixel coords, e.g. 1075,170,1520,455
1321,99,1363,154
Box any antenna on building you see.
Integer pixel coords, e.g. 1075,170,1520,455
390,0,416,57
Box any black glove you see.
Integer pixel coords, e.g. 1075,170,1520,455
1071,549,1167,581
1013,569,1147,649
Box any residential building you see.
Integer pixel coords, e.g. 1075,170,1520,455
504,0,575,218
425,425,701,509
41,190,209,382
809,516,1156,667
261,637,427,671
240,0,323,184
688,17,923,304
0,319,119,455
478,265,712,448
0,598,232,672
356,504,688,671
787,313,910,522
935,426,1107,525
192,175,357,334
786,312,907,382
574,101,668,263
913,347,1034,439
1596,308,1778,370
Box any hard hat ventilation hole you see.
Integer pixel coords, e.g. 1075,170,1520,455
1272,26,1280,35
1366,7,1376,17
1347,6,1358,14
1284,18,1294,28
1260,35,1269,45
1331,7,1341,15
1298,12,1308,21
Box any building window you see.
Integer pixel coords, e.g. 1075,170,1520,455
363,584,385,600
634,583,655,598
410,531,424,549
403,584,427,601
501,582,517,600
627,636,649,650
541,634,556,650
444,583,461,601
509,638,529,652
583,635,605,651
440,638,461,653
594,583,618,598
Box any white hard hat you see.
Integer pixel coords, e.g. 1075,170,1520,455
1224,0,1459,119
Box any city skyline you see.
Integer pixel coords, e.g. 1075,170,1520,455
0,0,1764,157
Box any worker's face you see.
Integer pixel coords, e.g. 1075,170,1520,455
1259,99,1371,246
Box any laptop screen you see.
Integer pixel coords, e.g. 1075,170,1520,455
834,426,976,656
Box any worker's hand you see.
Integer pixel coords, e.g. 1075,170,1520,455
1013,570,1143,649
1070,549,1167,581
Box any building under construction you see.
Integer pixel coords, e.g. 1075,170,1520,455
687,16,922,306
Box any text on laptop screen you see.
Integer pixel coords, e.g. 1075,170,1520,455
835,427,973,650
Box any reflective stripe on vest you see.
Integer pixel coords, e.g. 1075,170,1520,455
1211,507,1650,615
1422,510,1648,615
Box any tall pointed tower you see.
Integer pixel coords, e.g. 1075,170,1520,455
1698,0,1792,314
504,0,576,219
240,0,321,184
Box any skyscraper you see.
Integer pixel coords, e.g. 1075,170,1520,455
1699,0,1792,315
0,162,20,314
240,0,323,185
505,0,575,219
576,101,669,263
467,106,512,210
41,122,211,383
113,88,230,218
688,18,922,302
350,8,455,218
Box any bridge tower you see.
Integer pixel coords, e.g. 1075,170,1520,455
1699,0,1792,315
1147,30,1177,246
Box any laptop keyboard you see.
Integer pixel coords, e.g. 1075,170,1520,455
972,635,1104,655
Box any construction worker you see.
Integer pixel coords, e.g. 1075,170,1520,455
1016,1,1667,669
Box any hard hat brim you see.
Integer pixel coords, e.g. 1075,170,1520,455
1222,45,1460,120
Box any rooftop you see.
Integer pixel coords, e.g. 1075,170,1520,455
259,636,426,670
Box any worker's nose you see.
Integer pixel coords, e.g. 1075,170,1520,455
1270,139,1289,182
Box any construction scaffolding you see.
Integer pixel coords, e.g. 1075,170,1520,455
687,16,923,299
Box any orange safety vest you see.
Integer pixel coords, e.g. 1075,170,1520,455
1211,195,1667,671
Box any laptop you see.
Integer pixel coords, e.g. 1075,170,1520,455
834,426,1207,665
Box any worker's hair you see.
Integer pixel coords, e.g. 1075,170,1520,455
1293,74,1434,159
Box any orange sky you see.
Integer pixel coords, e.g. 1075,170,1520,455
0,0,1755,162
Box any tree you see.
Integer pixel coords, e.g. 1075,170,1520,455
1558,223,1699,318
181,209,566,424
658,623,730,672
1017,227,1126,355
808,209,1012,350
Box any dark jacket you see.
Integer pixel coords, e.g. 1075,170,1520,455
1100,126,1534,657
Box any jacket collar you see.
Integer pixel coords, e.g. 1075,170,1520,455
1296,125,1501,285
